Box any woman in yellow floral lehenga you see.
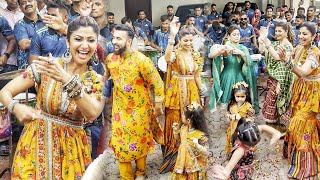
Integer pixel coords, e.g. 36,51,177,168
279,22,320,179
0,17,105,179
160,17,204,174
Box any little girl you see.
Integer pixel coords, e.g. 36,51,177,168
171,102,210,180
225,82,255,155
212,119,281,180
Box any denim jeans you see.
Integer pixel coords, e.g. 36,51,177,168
85,115,103,160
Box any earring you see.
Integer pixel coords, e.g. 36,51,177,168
91,52,99,66
62,48,71,63
311,40,315,47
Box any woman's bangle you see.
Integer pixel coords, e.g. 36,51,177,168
63,74,78,88
30,63,41,84
69,88,83,99
8,100,19,114
62,75,75,88
68,83,83,99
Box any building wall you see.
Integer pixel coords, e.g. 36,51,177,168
292,0,311,15
108,0,126,24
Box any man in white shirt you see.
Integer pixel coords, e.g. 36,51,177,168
0,0,7,9
37,0,47,18
0,0,24,72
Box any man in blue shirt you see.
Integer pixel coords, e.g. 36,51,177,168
208,4,222,24
106,12,115,31
239,12,257,54
14,0,44,69
297,7,305,17
0,16,16,74
68,0,92,23
285,11,295,27
244,1,255,22
222,2,234,26
306,6,318,24
121,16,148,46
207,22,226,44
293,15,305,47
203,3,211,19
151,15,178,53
181,14,204,36
258,6,277,41
29,1,68,63
194,6,207,33
166,5,174,22
133,9,154,41
91,0,113,58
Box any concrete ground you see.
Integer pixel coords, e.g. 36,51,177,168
0,76,290,180
99,91,289,180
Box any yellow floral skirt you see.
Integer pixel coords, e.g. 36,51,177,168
285,111,320,179
11,118,91,179
226,119,239,155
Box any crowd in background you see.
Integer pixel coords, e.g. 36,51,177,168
0,0,319,179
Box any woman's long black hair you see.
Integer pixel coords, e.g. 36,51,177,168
185,105,209,136
227,83,251,111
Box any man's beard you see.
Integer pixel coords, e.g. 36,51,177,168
114,45,126,55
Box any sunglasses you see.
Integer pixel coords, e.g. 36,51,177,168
241,18,247,21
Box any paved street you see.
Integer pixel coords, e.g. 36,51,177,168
0,78,290,180
101,85,290,180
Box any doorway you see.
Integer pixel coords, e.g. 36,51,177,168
125,0,152,22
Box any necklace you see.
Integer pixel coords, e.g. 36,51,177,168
237,102,244,108
181,50,194,73
186,58,194,73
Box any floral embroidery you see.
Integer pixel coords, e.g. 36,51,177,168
124,84,133,92
304,134,311,141
106,50,164,162
129,142,137,151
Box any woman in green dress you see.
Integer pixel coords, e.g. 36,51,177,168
210,25,259,112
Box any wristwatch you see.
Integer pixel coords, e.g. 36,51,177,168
4,53,10,59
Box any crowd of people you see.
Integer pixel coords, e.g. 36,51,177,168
0,0,319,179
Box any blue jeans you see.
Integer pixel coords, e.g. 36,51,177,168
0,64,18,74
85,116,103,160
